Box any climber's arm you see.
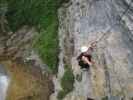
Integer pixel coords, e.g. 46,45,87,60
82,56,92,66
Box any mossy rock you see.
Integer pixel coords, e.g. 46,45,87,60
102,96,108,100
57,90,66,100
57,68,75,99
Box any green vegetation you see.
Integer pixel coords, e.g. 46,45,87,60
6,0,62,30
34,16,59,74
102,96,108,100
57,68,75,99
4,0,69,73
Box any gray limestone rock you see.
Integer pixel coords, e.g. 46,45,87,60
51,0,133,99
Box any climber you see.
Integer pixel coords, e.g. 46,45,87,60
77,41,97,69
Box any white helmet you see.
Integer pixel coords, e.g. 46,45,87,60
80,46,88,53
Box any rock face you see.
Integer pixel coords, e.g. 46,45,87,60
51,0,133,100
0,26,54,100
0,26,36,60
4,60,54,100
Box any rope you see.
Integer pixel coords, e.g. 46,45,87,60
91,1,133,98
94,0,133,44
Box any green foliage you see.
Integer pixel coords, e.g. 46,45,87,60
34,16,59,73
61,68,74,91
57,90,66,100
102,96,108,100
0,0,7,14
6,0,63,31
58,68,75,99
5,0,68,73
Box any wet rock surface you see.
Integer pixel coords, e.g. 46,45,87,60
51,0,133,100
0,64,10,100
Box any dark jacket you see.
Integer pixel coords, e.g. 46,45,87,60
77,47,93,69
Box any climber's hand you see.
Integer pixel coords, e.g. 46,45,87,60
91,60,95,64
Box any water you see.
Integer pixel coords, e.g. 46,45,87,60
0,64,10,100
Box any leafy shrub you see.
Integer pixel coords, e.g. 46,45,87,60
58,68,75,99
57,90,66,100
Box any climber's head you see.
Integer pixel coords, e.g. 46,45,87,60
80,46,88,53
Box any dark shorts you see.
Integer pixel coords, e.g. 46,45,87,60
78,60,90,69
